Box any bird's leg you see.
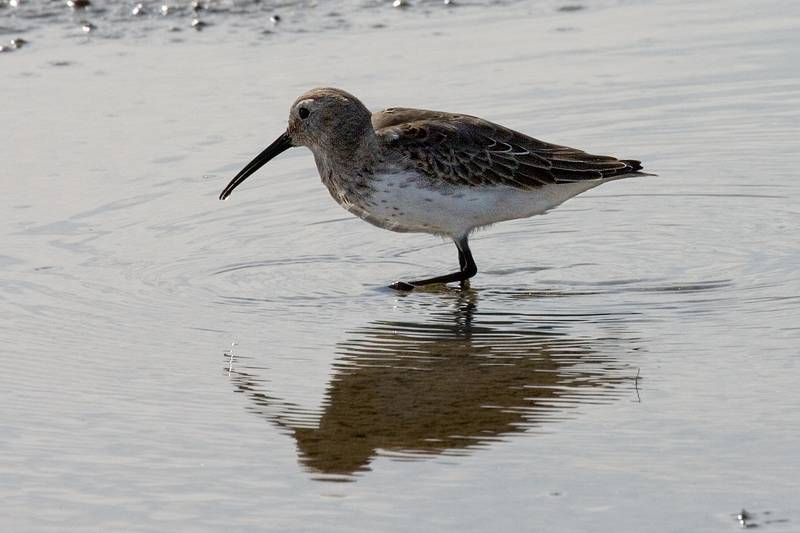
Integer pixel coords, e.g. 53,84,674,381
458,249,470,289
390,236,477,291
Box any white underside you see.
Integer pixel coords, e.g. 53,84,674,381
343,171,609,238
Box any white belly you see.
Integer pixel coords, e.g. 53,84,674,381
350,171,603,238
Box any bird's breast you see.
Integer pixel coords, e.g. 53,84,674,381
349,170,492,236
319,168,604,238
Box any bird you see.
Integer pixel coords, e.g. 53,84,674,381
219,88,647,291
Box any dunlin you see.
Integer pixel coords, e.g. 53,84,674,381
220,88,646,291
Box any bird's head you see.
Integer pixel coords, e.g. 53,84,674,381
288,87,372,149
219,87,372,200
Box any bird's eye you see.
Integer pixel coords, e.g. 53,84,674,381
298,107,310,119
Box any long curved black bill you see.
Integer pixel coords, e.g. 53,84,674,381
219,131,293,200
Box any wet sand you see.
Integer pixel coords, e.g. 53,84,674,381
1,0,799,531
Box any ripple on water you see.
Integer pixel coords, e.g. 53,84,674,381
209,256,378,309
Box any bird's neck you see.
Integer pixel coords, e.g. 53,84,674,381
314,129,380,187
311,129,381,213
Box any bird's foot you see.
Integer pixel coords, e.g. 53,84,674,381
389,281,416,291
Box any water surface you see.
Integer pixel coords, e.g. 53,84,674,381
1,0,799,531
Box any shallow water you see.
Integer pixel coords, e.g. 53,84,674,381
2,0,799,531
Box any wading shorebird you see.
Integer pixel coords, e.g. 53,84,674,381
219,88,646,291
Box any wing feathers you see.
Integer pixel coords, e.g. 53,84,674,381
375,108,643,190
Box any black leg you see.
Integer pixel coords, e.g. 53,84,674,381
390,236,477,291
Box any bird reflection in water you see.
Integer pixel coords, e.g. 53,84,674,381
228,291,634,480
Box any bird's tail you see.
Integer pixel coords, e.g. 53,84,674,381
622,159,642,172
620,159,657,177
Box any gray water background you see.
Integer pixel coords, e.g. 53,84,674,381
1,0,799,531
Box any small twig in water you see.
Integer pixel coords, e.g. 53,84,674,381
226,340,238,374
737,509,751,529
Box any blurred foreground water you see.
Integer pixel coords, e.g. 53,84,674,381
1,0,799,531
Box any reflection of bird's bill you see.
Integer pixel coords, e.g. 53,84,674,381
228,301,632,478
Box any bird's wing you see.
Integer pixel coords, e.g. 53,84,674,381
374,107,642,189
